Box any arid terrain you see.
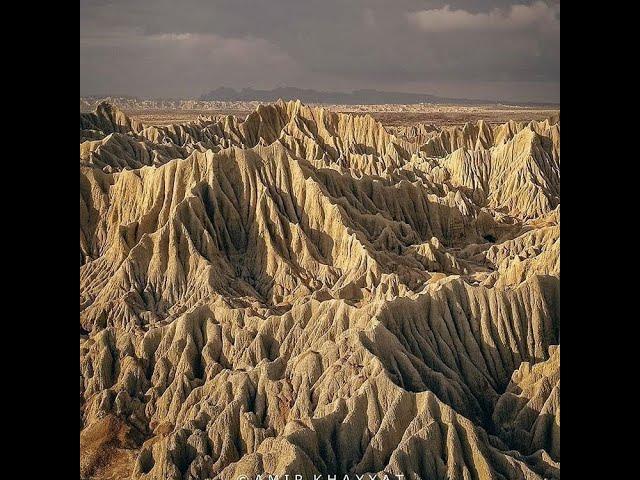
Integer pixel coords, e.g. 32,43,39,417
80,100,560,480
80,97,559,128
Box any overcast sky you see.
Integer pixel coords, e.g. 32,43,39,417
80,0,560,103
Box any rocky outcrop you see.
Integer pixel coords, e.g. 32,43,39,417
80,101,560,479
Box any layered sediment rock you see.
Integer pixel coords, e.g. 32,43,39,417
80,101,560,480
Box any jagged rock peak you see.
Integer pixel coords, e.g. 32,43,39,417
80,100,560,480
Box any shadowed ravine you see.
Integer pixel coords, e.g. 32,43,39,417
80,101,560,480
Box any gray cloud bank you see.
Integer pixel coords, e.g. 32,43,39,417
80,0,560,103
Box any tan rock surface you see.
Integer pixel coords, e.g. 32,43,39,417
80,101,560,479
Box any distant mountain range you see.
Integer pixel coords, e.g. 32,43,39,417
199,86,557,106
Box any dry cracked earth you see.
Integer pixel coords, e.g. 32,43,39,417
80,101,560,480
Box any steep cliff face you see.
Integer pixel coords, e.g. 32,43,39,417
80,101,560,480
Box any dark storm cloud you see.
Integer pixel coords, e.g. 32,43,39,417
80,0,560,102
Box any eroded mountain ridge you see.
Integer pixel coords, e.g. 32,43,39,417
80,100,560,480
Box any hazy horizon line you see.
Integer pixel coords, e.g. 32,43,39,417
80,85,560,107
